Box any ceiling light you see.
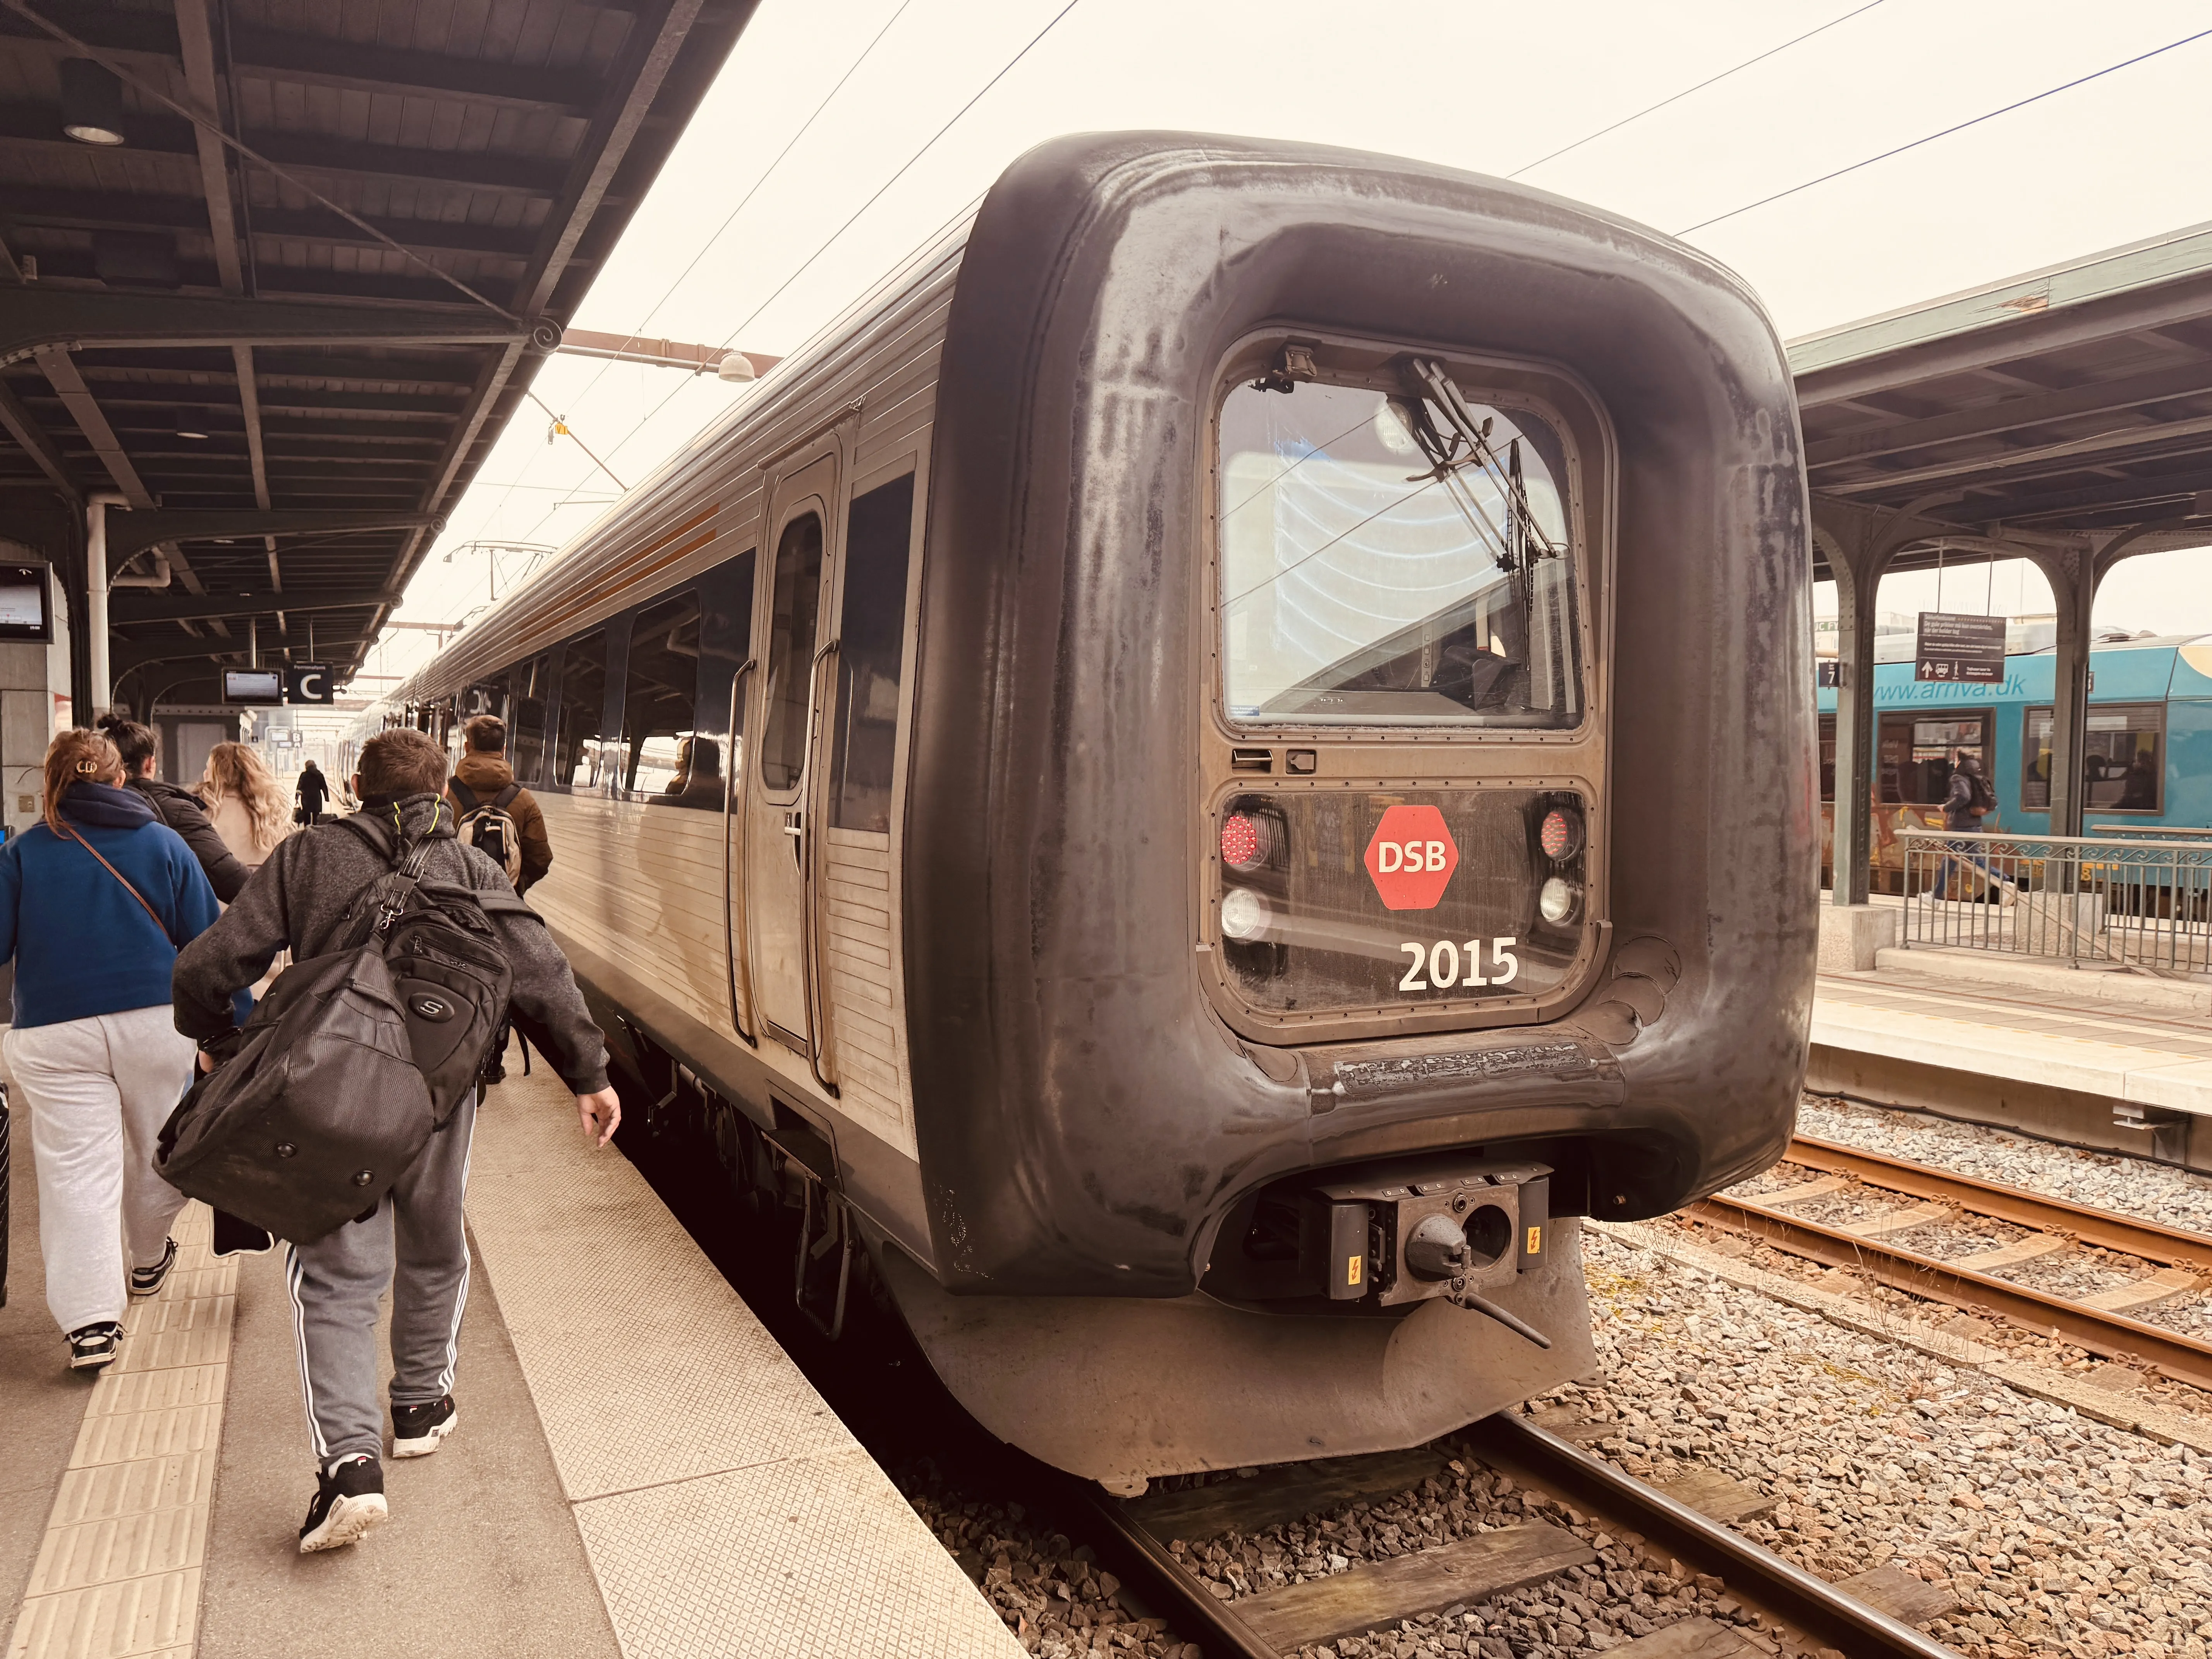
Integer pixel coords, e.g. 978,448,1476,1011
60,59,127,146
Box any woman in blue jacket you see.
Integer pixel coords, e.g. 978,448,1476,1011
0,728,222,1370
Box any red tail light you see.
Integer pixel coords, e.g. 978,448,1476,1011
1221,812,1265,872
1539,808,1582,861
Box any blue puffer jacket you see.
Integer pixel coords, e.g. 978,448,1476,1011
0,781,225,1029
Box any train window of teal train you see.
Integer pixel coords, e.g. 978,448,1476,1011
761,512,825,794
620,590,704,799
2022,703,2164,814
550,627,608,789
831,474,916,833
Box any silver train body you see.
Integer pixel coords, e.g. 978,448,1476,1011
391,134,1816,1487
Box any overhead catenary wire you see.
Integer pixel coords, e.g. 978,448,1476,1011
1508,0,1886,179
601,0,1089,466
469,0,923,539
505,0,1088,550
1676,24,2212,236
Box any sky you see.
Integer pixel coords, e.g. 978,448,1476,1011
352,0,2212,698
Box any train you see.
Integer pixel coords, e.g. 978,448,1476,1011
1819,634,2212,889
383,132,1816,1491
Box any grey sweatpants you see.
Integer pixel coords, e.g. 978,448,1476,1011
285,1091,475,1467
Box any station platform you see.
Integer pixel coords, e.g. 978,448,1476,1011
2,1064,1021,1659
1810,951,2212,1166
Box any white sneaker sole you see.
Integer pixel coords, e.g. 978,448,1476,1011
390,1410,457,1459
300,1491,388,1553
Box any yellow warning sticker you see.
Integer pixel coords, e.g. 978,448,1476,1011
1346,1254,1363,1286
1526,1225,1543,1256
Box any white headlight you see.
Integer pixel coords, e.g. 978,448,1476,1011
1538,877,1580,925
1220,887,1272,941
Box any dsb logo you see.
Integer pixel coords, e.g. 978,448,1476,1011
1364,805,1459,910
1374,840,1450,873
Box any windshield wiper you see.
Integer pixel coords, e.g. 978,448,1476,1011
1401,358,1567,579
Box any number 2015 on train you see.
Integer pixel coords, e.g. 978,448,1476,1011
1401,938,1518,993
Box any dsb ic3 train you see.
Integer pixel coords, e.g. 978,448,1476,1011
390,133,1816,1490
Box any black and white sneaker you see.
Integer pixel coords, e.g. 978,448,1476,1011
298,1454,388,1553
67,1322,123,1371
391,1395,457,1458
129,1239,178,1298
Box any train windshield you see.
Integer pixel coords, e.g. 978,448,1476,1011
1218,375,1580,729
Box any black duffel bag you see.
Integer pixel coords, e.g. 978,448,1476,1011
158,943,430,1243
158,823,521,1243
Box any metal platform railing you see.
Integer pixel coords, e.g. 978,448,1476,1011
1896,829,2212,975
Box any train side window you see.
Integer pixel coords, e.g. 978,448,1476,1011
760,511,825,793
693,550,756,783
551,627,610,788
2023,703,2164,813
511,654,552,785
829,474,915,832
621,590,706,801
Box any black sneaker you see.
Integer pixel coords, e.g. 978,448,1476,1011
129,1238,178,1298
67,1322,123,1371
391,1395,457,1458
298,1454,388,1553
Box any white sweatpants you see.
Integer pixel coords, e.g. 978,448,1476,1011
3,1005,198,1333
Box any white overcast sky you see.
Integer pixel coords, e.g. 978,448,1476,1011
358,0,2212,692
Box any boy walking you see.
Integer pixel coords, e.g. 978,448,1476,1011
172,730,618,1552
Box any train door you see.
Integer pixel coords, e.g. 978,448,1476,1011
745,450,839,1058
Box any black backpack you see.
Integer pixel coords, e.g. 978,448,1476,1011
157,819,531,1243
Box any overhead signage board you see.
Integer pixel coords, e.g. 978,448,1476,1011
287,663,334,705
1913,612,2006,684
222,668,284,706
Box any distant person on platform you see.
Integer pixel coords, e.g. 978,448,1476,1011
448,715,551,895
95,714,248,903
295,759,331,826
1936,750,1996,899
199,742,290,874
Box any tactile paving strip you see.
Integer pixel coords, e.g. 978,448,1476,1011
466,1074,1022,1658
6,1204,238,1659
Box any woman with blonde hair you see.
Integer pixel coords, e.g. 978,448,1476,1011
198,740,290,872
0,729,224,1371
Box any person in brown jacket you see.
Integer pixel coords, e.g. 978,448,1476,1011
447,715,551,894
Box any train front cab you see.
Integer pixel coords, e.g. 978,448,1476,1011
889,135,1816,1488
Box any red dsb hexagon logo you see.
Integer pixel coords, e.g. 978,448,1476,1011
1363,804,1459,910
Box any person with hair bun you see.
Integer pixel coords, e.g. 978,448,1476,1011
0,729,225,1372
95,714,250,903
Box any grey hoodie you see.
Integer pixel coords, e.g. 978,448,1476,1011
171,792,610,1092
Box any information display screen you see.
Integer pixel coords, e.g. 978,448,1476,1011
0,564,52,641
222,668,285,705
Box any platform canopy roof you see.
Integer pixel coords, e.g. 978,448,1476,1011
0,0,757,712
1793,220,2212,584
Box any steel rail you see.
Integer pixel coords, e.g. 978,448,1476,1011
1065,1422,1960,1659
1787,1135,2212,1271
1463,1417,1962,1659
1686,1194,2212,1389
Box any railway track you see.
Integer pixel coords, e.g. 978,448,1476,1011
1685,1135,2212,1389
1068,1417,1960,1659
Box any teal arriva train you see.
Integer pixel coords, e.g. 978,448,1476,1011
1819,636,2212,852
